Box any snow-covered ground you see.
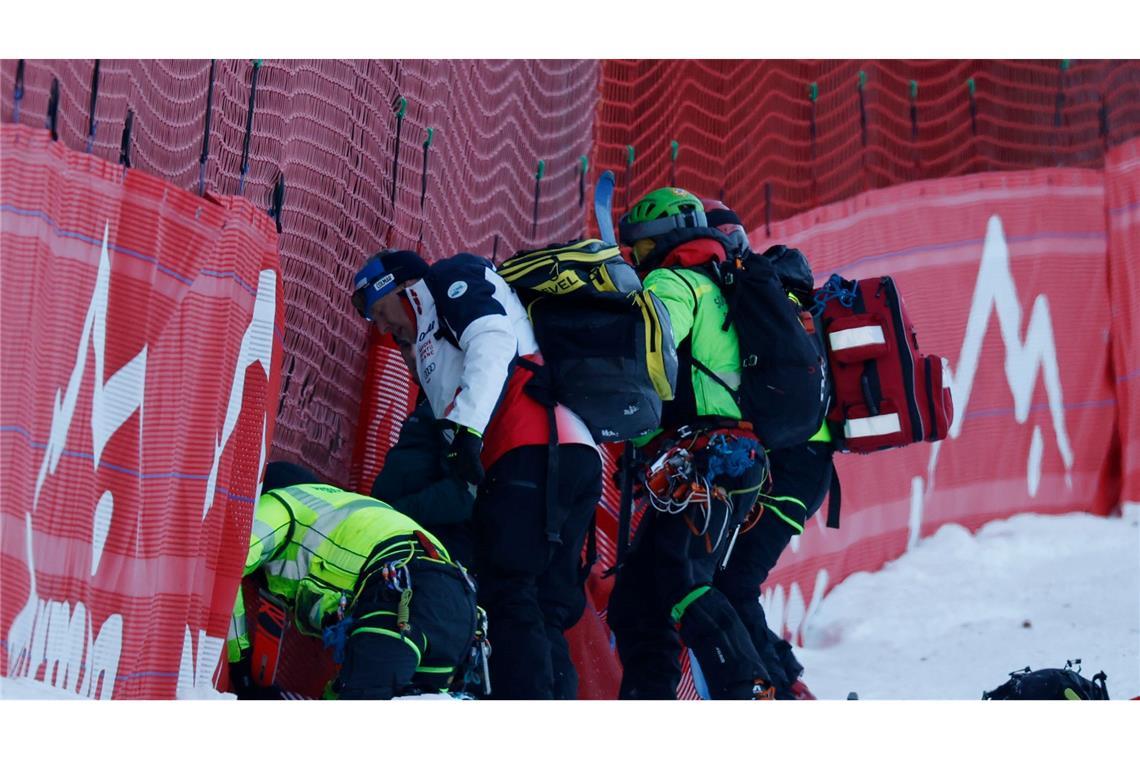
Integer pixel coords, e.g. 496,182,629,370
796,504,1140,700
3,505,1137,701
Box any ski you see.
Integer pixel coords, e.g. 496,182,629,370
594,169,617,245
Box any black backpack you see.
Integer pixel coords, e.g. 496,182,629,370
496,238,679,443
983,662,1110,700
691,247,829,451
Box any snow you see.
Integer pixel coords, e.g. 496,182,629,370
795,504,1140,700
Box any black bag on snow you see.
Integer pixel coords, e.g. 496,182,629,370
982,662,1109,700
496,239,679,443
695,248,829,450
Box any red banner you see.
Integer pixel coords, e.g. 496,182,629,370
1105,138,1140,502
1,124,284,698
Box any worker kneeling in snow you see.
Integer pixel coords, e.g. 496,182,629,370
228,461,483,699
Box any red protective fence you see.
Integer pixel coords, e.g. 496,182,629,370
591,60,1140,232
1,59,600,488
1105,139,1140,502
0,124,284,697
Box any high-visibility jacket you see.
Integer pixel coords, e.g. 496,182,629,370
644,264,743,425
227,484,450,663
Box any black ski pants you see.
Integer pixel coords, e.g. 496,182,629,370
472,444,602,699
608,446,769,700
335,554,478,700
714,440,834,696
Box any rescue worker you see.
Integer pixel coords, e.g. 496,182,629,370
607,188,774,700
702,200,837,700
351,249,602,699
227,461,480,700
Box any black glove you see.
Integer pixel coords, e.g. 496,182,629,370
229,658,284,700
446,425,485,486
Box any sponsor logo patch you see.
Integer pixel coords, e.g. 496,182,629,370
447,281,468,299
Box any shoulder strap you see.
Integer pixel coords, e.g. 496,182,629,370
689,355,742,407
826,467,841,529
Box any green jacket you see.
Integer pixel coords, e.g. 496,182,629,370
642,265,743,433
227,484,449,663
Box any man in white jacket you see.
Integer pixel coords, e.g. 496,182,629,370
352,249,602,699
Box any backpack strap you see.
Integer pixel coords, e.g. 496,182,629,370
689,355,743,408
579,509,598,584
826,467,842,529
516,356,564,555
603,443,637,579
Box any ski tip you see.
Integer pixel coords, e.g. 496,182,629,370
601,169,615,182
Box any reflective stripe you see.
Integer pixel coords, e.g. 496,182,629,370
271,491,382,583
670,585,711,624
351,627,422,664
809,421,832,443
829,325,885,352
844,413,901,439
247,518,284,571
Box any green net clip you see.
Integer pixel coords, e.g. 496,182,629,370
967,78,976,96
808,82,818,101
909,80,918,100
670,140,679,162
423,127,434,149
536,159,545,180
1061,59,1072,72
579,155,588,174
626,144,635,166
395,97,407,119
858,71,867,90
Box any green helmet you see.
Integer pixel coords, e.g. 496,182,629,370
618,187,707,246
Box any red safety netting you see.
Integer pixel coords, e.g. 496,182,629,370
0,124,284,698
1,60,601,488
591,60,1140,232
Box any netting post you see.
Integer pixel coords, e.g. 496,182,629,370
238,59,262,196
967,78,978,135
623,144,635,211
12,60,25,123
1054,60,1070,129
808,82,819,206
119,108,133,168
198,60,216,196
1099,93,1110,151
390,96,407,214
669,139,679,186
417,127,435,252
45,77,59,141
909,80,920,173
492,233,501,265
532,159,545,240
857,71,868,147
577,155,588,208
85,60,101,154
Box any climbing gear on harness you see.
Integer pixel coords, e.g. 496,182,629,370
456,606,492,697
641,427,767,557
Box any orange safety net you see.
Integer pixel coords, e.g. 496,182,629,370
591,60,1140,232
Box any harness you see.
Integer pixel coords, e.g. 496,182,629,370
640,422,769,565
